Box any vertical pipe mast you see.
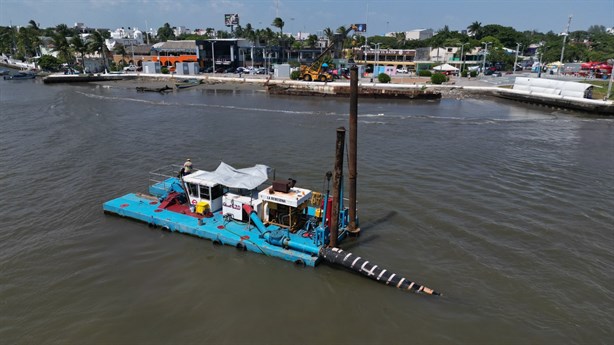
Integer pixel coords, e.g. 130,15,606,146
330,127,346,247
348,66,360,234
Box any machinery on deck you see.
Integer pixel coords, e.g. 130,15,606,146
299,25,358,82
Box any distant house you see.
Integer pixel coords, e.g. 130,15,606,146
404,29,433,41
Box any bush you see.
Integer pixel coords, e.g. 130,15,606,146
37,55,61,71
377,73,391,83
469,70,478,78
161,66,169,74
290,71,300,80
430,73,448,84
461,70,468,77
418,70,432,77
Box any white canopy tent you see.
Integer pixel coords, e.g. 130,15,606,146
183,162,270,190
433,63,459,71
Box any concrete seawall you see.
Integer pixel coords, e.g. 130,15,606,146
64,72,614,115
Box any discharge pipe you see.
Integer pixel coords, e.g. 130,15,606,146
320,247,441,296
243,204,320,256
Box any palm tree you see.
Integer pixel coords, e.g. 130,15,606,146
394,32,407,47
306,34,318,48
28,20,39,31
70,33,87,68
244,23,256,43
272,17,285,35
157,23,175,41
88,30,108,71
52,33,71,64
55,24,70,37
113,44,128,65
467,21,482,39
323,27,335,44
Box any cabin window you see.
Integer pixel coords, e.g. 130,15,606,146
186,183,199,197
199,185,210,200
211,185,224,199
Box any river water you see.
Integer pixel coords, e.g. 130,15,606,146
1,78,612,344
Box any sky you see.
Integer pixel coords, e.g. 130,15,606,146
1,0,612,36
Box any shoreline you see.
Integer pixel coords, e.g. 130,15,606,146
86,73,612,114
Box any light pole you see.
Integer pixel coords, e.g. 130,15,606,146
374,43,381,82
481,42,491,77
210,41,216,74
460,42,469,73
558,15,572,76
606,59,613,100
513,43,521,73
538,42,545,78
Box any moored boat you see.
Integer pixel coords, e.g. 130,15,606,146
174,78,202,89
136,85,173,92
3,71,36,80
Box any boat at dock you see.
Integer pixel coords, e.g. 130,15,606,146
136,85,173,92
174,78,202,89
3,71,36,80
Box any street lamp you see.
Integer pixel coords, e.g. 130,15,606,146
538,42,545,78
374,43,381,82
481,42,491,77
460,42,469,73
210,41,216,74
513,43,521,73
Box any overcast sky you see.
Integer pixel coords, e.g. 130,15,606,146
1,0,612,36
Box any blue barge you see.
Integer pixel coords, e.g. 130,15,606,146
103,163,350,267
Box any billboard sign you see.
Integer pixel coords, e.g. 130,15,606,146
351,24,367,32
225,14,239,26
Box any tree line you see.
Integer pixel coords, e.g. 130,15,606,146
1,18,612,70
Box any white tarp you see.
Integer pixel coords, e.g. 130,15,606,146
513,77,593,98
183,162,270,190
433,63,459,71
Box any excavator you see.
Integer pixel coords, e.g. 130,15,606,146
299,25,359,82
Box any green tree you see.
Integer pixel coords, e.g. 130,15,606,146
272,17,285,35
306,34,318,48
113,44,128,66
70,33,87,67
467,21,483,39
157,23,175,41
88,30,109,70
52,33,71,63
37,54,60,71
323,27,335,43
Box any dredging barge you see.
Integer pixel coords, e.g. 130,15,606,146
104,162,344,267
103,67,440,295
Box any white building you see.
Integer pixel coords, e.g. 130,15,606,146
105,27,144,51
173,26,191,36
430,46,459,62
405,29,433,41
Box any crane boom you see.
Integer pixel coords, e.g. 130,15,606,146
300,25,358,82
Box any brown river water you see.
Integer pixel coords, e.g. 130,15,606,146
1,78,613,344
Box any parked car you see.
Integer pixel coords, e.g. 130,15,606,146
396,68,409,74
123,65,137,72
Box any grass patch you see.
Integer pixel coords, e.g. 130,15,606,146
581,80,613,100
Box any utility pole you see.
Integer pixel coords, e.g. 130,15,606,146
514,43,521,73
460,43,468,73
481,42,490,78
558,15,572,76
607,59,613,100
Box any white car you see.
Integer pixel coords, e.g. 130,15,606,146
123,65,137,72
396,68,409,74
